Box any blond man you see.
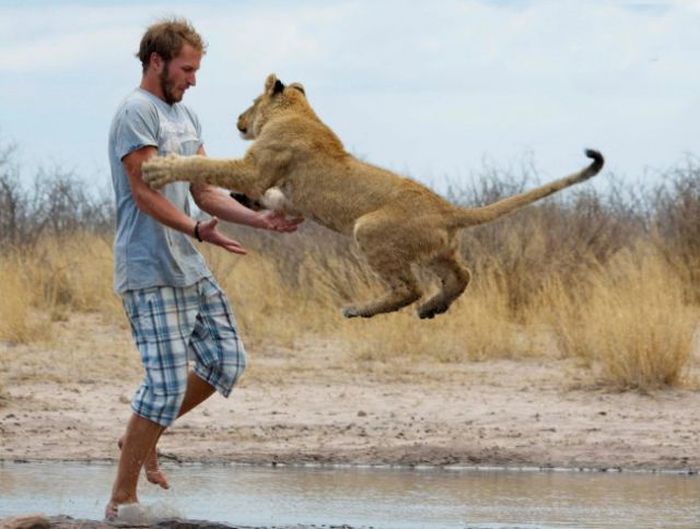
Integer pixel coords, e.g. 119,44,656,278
106,18,300,518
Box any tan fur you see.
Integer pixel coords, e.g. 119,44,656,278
142,74,604,319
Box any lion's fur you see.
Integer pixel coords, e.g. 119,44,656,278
142,74,604,319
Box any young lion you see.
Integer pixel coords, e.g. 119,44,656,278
142,74,604,319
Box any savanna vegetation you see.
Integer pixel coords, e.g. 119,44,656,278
0,141,697,393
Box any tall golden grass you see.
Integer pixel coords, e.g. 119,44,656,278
0,165,698,392
0,234,119,324
533,246,696,389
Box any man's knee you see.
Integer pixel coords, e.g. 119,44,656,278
157,389,187,426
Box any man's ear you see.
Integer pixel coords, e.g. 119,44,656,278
150,51,164,72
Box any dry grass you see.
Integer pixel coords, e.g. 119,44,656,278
0,234,132,401
0,254,54,344
204,221,696,392
200,231,523,363
1,224,697,392
535,245,696,390
1,163,698,393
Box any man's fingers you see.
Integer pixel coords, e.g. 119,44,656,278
222,242,247,255
216,239,246,254
267,215,304,232
196,217,247,254
214,234,247,255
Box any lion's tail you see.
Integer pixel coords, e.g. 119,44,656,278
451,149,604,228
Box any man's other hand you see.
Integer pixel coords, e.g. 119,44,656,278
197,217,247,254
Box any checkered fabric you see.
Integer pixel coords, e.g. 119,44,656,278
122,277,247,426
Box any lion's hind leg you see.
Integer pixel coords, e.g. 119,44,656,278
416,252,471,319
341,264,421,318
343,213,424,318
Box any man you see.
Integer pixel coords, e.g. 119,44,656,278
105,18,300,518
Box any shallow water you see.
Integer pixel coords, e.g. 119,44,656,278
0,461,699,528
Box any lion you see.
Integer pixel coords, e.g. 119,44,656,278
142,73,604,319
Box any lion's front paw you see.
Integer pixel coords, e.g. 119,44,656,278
142,153,183,189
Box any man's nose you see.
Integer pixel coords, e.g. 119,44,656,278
188,73,197,86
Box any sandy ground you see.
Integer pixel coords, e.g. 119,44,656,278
1,315,699,473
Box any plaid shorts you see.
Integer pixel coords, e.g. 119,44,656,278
122,277,247,427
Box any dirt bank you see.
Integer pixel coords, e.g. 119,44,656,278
2,335,699,472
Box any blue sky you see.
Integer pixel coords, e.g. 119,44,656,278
1,0,698,194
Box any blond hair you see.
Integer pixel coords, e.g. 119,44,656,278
136,18,207,72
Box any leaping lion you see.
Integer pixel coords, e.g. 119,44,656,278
142,74,604,319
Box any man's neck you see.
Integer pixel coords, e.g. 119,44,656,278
140,76,167,103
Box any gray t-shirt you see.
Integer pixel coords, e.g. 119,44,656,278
108,87,211,293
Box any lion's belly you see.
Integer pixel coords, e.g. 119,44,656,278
278,183,367,235
279,160,401,235
289,188,358,234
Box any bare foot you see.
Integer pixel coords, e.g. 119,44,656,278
105,500,144,521
117,436,170,489
104,500,120,521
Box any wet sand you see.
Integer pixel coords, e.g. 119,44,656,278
1,339,699,472
0,514,345,528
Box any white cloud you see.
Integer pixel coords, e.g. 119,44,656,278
0,0,698,189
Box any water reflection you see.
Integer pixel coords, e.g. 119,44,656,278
0,461,698,528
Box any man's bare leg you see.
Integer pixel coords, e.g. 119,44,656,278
106,413,163,519
116,437,169,489
115,371,216,492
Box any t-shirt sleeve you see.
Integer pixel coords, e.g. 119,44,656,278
113,100,160,160
185,106,204,149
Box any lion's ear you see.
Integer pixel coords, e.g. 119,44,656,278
265,73,285,96
264,73,278,93
289,82,306,96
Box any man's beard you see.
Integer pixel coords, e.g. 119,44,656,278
159,63,180,105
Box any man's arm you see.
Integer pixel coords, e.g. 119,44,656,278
123,146,247,254
190,146,302,233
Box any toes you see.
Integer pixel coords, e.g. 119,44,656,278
342,307,359,318
104,502,119,521
146,470,170,490
342,307,375,319
417,301,450,319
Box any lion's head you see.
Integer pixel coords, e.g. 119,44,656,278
237,74,307,140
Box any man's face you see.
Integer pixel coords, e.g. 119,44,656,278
159,43,202,104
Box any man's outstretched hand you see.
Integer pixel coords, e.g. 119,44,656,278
258,210,304,233
197,217,247,255
196,211,302,254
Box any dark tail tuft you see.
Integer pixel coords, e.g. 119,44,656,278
584,149,605,173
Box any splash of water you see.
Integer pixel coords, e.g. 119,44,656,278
117,501,184,524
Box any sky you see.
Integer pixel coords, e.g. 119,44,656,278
1,0,699,195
